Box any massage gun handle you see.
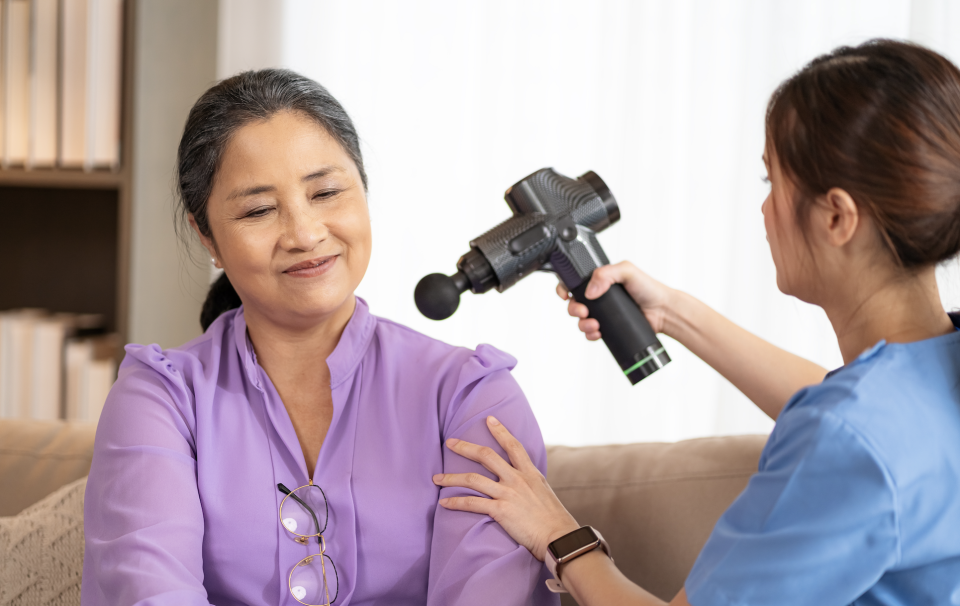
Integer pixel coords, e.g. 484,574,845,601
570,279,671,385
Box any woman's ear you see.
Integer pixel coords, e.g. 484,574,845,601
814,187,860,249
188,213,221,268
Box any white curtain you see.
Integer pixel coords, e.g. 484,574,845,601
217,0,960,446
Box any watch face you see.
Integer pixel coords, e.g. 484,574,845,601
549,527,599,560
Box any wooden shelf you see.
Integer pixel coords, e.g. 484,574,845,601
1,0,218,351
0,167,124,189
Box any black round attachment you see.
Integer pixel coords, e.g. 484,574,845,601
415,273,464,320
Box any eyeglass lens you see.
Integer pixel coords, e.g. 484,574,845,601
279,484,329,537
290,553,338,605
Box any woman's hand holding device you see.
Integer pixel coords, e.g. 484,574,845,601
557,261,674,340
561,261,828,420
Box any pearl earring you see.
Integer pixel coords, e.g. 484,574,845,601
211,258,217,265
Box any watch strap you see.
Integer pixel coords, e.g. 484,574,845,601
544,526,612,594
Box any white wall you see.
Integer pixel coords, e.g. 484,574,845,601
128,0,218,350
217,0,960,445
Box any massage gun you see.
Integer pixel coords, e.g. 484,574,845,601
414,168,670,384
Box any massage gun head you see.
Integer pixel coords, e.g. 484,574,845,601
414,168,619,320
414,272,467,321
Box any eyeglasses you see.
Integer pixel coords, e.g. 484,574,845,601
277,482,339,605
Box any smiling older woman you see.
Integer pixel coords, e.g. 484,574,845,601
80,69,556,606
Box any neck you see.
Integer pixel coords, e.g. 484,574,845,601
243,295,358,370
821,265,952,364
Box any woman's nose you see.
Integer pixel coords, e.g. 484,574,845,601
280,207,327,252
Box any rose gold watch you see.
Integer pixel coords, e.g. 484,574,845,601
544,526,612,594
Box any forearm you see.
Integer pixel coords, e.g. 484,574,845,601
665,290,827,419
561,551,667,606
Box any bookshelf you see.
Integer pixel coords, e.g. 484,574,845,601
0,0,217,348
0,0,217,402
0,168,125,188
0,0,135,352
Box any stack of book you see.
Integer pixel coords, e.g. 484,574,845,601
1,0,124,170
0,309,118,423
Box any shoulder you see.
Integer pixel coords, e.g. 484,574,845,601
370,313,519,380
792,332,960,415
772,334,960,484
366,313,527,418
785,334,960,425
112,308,240,412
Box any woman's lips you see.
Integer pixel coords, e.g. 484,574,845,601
283,255,338,277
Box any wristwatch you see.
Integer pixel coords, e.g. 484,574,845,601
544,526,612,594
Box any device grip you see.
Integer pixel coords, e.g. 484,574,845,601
570,280,670,384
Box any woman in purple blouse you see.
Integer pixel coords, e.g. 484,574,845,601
81,69,556,606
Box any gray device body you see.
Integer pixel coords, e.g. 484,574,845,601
415,168,670,384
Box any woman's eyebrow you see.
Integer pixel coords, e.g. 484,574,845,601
227,184,275,200
226,167,344,200
302,166,343,183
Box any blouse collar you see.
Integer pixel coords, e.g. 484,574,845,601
232,297,377,390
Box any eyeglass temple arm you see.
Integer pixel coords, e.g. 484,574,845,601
324,553,340,603
277,483,323,544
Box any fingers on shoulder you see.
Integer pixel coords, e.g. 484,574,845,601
475,444,505,468
439,495,496,515
487,416,537,471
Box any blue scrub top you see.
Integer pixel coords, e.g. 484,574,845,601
686,314,960,606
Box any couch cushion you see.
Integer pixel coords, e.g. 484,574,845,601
0,420,96,517
547,435,767,603
0,476,86,606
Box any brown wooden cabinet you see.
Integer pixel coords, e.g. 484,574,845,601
0,0,135,345
0,0,217,351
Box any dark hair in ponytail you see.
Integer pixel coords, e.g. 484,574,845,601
200,273,242,332
766,39,960,268
175,68,367,331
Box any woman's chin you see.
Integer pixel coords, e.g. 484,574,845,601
247,287,357,330
774,272,786,294
289,292,356,320
775,275,798,299
774,276,820,306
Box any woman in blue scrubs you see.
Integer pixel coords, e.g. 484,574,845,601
431,39,960,605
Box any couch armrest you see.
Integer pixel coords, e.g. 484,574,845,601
0,419,97,516
546,435,766,602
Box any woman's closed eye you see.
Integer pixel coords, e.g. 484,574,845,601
312,188,342,201
239,205,275,219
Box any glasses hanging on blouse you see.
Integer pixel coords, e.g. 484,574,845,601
278,482,339,605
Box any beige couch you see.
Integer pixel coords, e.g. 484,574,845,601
0,419,766,606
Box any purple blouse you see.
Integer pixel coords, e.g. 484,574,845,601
81,299,556,606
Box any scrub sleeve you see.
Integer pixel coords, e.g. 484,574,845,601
685,385,899,605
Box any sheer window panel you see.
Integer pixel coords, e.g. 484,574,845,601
217,0,960,445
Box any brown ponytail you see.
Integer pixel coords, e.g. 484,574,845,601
766,39,960,268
